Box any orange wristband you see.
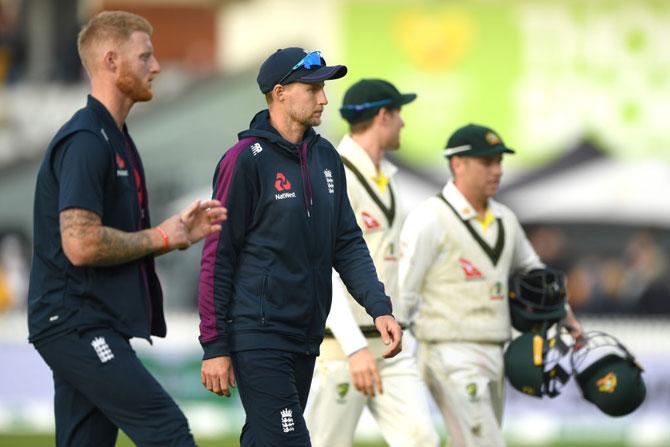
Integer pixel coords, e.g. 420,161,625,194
156,226,170,251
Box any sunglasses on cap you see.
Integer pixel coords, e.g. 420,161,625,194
278,51,323,84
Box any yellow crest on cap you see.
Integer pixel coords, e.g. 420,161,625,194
596,372,618,393
522,386,538,396
485,131,500,145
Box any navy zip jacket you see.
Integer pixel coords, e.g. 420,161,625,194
198,109,393,359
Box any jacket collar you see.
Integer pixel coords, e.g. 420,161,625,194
337,134,398,179
442,180,502,221
87,95,129,142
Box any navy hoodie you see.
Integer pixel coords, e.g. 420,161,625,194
198,110,393,359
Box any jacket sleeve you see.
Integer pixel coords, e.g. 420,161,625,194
198,147,256,359
332,160,393,320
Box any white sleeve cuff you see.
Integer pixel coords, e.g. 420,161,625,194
327,271,368,356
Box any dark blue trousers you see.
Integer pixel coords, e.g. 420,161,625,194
36,328,195,447
232,349,316,447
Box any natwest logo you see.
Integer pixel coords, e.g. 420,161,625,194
115,153,128,177
115,153,126,169
274,172,292,191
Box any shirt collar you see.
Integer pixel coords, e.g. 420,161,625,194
87,95,128,140
442,180,502,220
337,134,398,179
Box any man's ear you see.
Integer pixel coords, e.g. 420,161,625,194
373,107,387,125
272,84,286,102
450,155,464,176
102,50,118,73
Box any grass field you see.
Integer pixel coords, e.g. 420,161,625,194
0,434,385,447
0,433,386,447
0,433,630,447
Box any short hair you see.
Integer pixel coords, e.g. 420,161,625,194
447,155,456,177
77,10,153,73
348,106,400,134
349,116,374,134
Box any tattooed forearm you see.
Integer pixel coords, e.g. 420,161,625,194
60,208,159,267
91,226,157,266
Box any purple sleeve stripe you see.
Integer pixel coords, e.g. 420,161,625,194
198,137,256,343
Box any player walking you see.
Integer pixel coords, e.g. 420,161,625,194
399,124,582,447
305,79,439,447
28,11,226,446
198,49,402,446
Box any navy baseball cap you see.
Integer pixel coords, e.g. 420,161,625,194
340,79,416,124
444,123,515,158
257,47,347,94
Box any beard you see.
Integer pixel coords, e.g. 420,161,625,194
287,104,322,129
116,65,153,102
295,112,321,128
304,114,322,127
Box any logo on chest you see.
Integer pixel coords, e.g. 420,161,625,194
251,142,263,156
490,281,503,300
280,408,295,433
360,211,381,231
459,258,483,279
324,169,334,194
115,153,128,177
274,172,296,200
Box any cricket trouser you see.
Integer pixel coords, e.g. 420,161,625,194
35,328,195,447
232,349,316,447
306,341,440,447
419,341,506,447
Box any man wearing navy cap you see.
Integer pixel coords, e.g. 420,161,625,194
305,79,439,447
398,124,582,446
198,49,402,446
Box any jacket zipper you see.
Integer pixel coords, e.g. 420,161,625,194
259,274,268,326
123,138,153,334
298,142,313,218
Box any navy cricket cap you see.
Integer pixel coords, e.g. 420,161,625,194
257,47,347,94
444,124,515,158
340,79,416,124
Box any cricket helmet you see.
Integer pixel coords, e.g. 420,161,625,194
504,328,572,398
508,268,567,333
571,331,646,417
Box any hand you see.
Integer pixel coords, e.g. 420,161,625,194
157,200,227,252
180,199,227,244
374,315,402,359
348,347,382,397
201,356,236,397
562,308,584,346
